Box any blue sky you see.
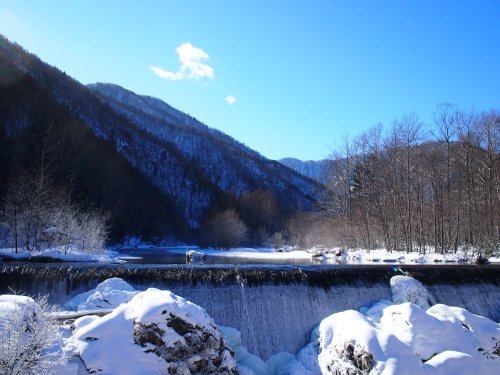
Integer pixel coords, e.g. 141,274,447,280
0,1,499,160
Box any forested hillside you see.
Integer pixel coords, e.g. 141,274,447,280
87,83,321,226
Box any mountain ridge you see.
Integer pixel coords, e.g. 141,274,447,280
279,157,330,184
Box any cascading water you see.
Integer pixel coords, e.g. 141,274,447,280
0,263,498,358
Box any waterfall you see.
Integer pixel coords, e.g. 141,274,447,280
0,264,498,358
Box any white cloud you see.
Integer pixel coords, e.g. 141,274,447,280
150,42,214,81
149,65,184,80
225,95,236,105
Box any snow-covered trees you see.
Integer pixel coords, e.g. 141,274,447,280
0,295,67,375
1,173,109,253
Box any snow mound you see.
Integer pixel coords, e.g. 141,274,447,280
390,275,430,309
68,288,237,375
65,277,138,311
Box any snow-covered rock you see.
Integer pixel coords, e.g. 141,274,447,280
64,277,138,311
390,275,430,309
68,288,237,375
318,310,422,374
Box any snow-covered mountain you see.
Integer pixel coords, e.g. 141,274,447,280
0,35,322,236
86,83,322,226
279,158,330,184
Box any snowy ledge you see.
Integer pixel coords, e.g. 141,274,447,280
0,248,122,263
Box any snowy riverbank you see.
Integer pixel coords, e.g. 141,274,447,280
169,246,500,265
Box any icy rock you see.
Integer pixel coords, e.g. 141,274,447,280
335,340,375,373
310,250,325,258
390,275,430,309
64,277,138,311
71,288,238,375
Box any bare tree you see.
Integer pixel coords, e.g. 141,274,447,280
239,190,280,245
0,295,67,375
75,208,110,254
205,209,248,249
284,211,316,249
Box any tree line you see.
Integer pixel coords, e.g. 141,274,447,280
315,105,499,257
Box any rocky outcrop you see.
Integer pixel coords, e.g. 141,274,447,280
332,340,375,374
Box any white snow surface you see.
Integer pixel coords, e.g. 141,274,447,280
172,247,313,260
64,278,138,311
